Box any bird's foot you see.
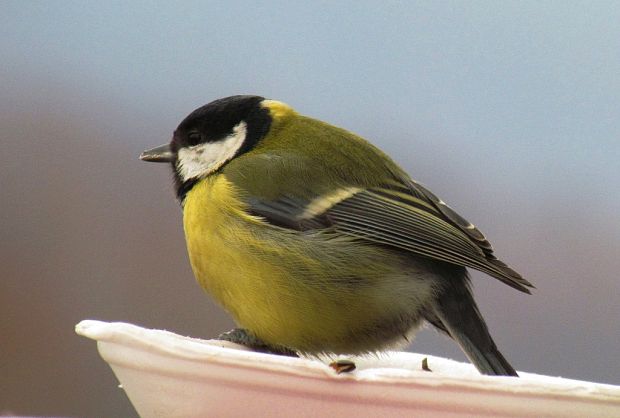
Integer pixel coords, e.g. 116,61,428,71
217,328,298,357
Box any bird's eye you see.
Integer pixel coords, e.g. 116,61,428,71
187,132,201,144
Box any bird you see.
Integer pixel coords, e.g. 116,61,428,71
140,95,533,376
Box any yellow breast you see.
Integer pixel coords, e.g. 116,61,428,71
183,175,281,328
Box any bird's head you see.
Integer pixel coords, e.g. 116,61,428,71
141,95,286,201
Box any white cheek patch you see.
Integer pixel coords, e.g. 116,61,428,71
177,121,247,181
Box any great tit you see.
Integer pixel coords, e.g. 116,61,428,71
141,95,532,377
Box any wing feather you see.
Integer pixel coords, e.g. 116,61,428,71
224,141,532,293
327,188,532,292
245,180,532,293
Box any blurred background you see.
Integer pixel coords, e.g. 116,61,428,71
1,1,619,416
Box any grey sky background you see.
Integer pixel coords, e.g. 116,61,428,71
2,1,619,416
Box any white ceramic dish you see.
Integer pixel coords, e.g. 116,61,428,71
76,320,620,417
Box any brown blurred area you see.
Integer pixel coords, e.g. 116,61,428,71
0,77,234,417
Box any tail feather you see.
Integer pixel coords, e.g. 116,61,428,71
428,276,519,377
447,327,518,376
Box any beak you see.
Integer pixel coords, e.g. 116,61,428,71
140,144,174,163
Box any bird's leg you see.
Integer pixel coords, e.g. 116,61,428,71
217,328,299,357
